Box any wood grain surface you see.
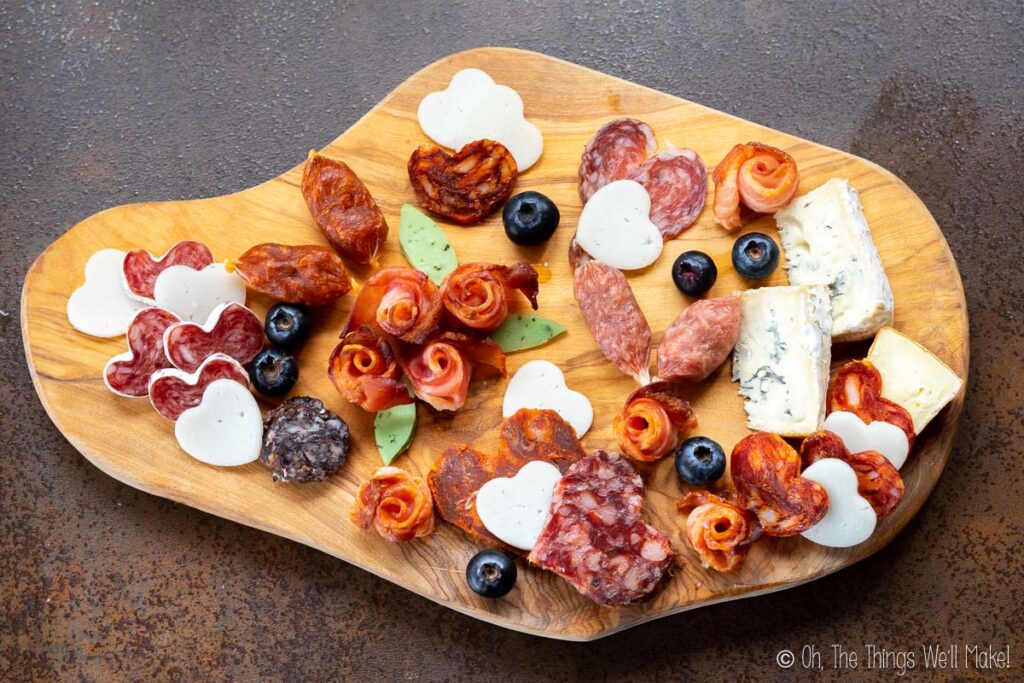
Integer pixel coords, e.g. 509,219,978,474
20,47,968,641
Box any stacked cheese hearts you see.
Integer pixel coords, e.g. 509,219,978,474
67,240,265,467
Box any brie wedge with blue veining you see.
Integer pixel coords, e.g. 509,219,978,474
775,178,893,342
732,285,832,436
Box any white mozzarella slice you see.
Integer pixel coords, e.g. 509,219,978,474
476,461,562,550
502,360,593,437
801,458,877,548
174,379,262,467
822,411,910,470
66,249,146,337
575,180,663,270
153,263,245,323
417,68,496,149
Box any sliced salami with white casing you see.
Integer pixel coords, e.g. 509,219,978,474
122,240,214,304
148,353,250,420
163,302,264,373
103,307,180,397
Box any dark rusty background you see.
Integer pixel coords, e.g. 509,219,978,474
2,1,1022,680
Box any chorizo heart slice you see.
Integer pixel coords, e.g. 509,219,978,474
408,139,518,225
800,430,905,519
827,360,916,448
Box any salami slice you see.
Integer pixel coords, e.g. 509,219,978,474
261,396,350,483
572,260,652,385
122,241,214,303
627,148,707,238
528,451,674,605
578,118,656,202
567,235,593,272
163,302,264,373
148,354,250,420
103,307,180,397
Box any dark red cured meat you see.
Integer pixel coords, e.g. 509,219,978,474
572,260,652,385
103,308,180,397
122,241,214,301
578,118,656,202
627,148,708,238
528,451,674,606
163,302,264,373
656,295,741,382
148,354,250,420
800,430,905,519
567,235,593,272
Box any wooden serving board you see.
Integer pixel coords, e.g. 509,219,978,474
21,48,968,641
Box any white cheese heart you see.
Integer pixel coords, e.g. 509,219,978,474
66,249,146,337
174,379,262,466
476,461,562,550
575,180,663,270
416,67,543,171
502,360,593,437
153,263,246,323
801,458,877,548
823,411,910,470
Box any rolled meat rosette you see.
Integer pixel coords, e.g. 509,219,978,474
350,466,436,543
328,325,412,412
440,261,539,332
677,491,762,572
345,266,442,344
613,381,697,462
400,331,507,411
712,142,799,230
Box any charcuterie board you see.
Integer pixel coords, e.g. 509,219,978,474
21,47,968,640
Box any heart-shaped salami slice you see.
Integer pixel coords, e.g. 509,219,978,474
103,307,180,397
163,302,264,373
148,354,250,420
122,240,214,303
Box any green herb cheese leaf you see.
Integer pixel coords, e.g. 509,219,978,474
489,313,567,353
373,402,417,465
399,204,457,284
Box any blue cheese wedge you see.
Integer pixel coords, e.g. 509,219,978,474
732,285,832,437
775,178,893,342
866,326,964,433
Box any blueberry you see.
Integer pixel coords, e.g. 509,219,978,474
672,250,717,296
502,191,560,246
466,549,517,598
731,232,780,280
675,437,726,486
265,303,312,351
249,347,299,397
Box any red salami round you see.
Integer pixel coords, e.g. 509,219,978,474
148,354,250,420
627,148,707,238
103,307,180,397
578,118,656,202
527,451,674,605
122,241,214,302
164,302,264,373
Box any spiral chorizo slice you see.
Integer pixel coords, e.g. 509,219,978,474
350,466,436,543
408,140,518,225
440,261,539,332
827,361,916,448
578,118,657,202
712,142,799,230
800,430,905,519
235,243,352,306
302,152,388,264
613,381,697,462
677,491,762,572
344,266,442,344
328,325,413,412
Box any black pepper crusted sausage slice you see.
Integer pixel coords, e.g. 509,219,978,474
578,118,657,203
261,396,350,483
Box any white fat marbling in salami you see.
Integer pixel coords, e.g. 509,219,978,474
628,148,707,238
578,118,656,202
163,302,264,373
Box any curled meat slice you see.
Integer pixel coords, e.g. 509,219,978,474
302,152,388,264
400,331,506,411
350,466,436,543
731,432,828,537
801,430,905,519
498,408,585,468
827,361,916,448
408,140,518,225
677,491,762,572
344,266,442,344
328,325,413,412
613,381,697,462
712,142,799,230
440,261,539,332
235,243,352,306
578,118,657,202
627,148,707,238
657,295,741,382
573,260,652,385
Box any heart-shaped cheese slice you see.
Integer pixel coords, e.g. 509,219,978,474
153,263,246,323
575,180,663,270
476,460,562,550
801,458,877,547
66,249,147,337
174,379,262,466
822,411,909,470
502,360,593,437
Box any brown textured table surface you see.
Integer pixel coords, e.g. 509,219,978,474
3,2,1022,681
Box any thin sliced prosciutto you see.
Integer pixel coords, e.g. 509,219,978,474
712,142,799,230
400,331,506,411
328,325,413,412
613,381,697,462
344,266,442,344
440,262,539,332
677,491,761,572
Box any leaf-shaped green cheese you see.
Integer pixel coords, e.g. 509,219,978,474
489,313,567,353
399,204,457,284
374,402,417,465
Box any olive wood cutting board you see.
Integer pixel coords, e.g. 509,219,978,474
21,47,968,641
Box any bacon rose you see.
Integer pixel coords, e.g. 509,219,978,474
328,325,412,412
613,381,697,462
440,262,539,332
350,466,436,543
712,142,798,230
678,491,762,572
345,266,442,344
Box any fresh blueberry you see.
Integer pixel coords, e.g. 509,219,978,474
249,347,299,397
675,437,726,486
503,191,560,246
466,549,517,598
731,232,780,280
672,251,718,296
265,303,312,351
